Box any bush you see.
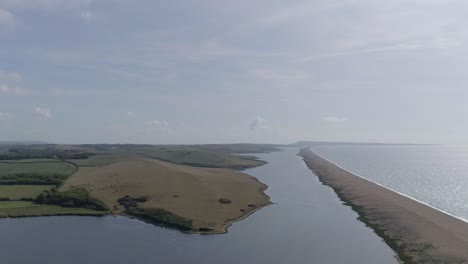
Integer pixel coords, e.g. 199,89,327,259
35,187,109,211
0,173,67,185
117,195,192,231
126,207,193,231
117,195,147,208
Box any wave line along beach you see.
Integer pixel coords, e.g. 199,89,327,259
300,148,468,264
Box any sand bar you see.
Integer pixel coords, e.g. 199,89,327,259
300,148,468,264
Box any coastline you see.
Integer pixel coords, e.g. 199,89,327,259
0,159,272,235
213,177,271,235
0,181,271,235
62,158,272,235
300,148,468,264
124,175,272,235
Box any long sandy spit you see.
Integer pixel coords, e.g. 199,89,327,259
300,148,468,264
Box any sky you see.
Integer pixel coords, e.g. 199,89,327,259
1,0,468,145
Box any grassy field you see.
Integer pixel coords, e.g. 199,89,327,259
69,148,267,170
0,161,76,176
62,157,270,233
0,201,105,217
0,161,77,185
137,149,266,169
69,155,129,167
0,185,53,199
0,159,58,163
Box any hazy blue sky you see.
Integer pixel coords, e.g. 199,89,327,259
1,0,467,144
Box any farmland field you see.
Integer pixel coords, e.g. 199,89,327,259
69,155,129,167
0,201,105,217
0,143,274,233
138,149,266,169
0,161,77,185
0,161,77,177
0,185,53,199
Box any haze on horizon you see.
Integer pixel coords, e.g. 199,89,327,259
1,0,467,145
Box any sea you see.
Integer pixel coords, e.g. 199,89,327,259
313,144,468,222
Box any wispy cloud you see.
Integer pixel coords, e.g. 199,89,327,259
34,107,52,119
0,71,29,96
249,68,309,83
50,88,74,97
0,8,15,27
304,44,422,61
50,88,110,97
126,111,135,118
0,0,92,10
0,112,11,120
249,116,267,131
300,41,454,62
322,116,348,123
0,84,30,96
0,70,22,82
145,120,169,132
80,10,93,22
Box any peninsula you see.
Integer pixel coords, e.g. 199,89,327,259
0,143,278,234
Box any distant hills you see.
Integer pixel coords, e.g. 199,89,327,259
0,141,47,145
289,141,435,147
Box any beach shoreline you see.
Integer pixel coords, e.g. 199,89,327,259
300,148,468,264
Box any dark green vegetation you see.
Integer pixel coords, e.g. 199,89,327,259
0,173,67,185
0,144,95,160
127,207,193,231
0,201,106,218
0,146,106,217
35,187,109,211
118,195,193,231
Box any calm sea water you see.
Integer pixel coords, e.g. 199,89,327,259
0,148,397,264
313,145,468,221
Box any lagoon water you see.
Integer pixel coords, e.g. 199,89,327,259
313,145,468,222
0,147,397,264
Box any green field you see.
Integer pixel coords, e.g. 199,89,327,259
0,161,76,176
0,161,77,184
0,185,53,199
69,155,129,167
0,201,105,217
139,149,266,169
69,149,266,170
0,159,58,163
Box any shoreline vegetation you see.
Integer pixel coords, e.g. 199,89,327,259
0,144,277,234
300,148,468,264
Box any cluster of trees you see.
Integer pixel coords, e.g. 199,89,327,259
117,195,193,231
35,187,109,211
125,206,193,231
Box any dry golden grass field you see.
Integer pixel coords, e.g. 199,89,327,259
62,157,270,233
